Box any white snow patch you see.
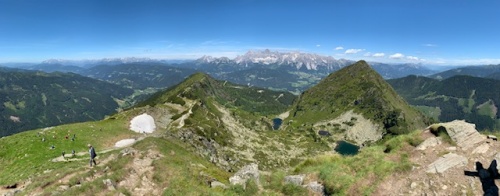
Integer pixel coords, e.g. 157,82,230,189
129,113,156,133
115,139,136,147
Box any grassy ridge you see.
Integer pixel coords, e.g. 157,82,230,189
138,72,295,116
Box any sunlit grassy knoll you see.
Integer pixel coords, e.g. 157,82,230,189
0,113,140,186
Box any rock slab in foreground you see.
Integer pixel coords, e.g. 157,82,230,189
426,153,468,174
440,120,484,150
229,163,260,187
306,181,325,195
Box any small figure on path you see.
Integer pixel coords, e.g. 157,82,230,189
62,151,65,159
88,144,97,167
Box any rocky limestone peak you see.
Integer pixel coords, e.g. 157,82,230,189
233,49,349,70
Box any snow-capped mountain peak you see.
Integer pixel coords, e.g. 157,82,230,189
233,49,347,70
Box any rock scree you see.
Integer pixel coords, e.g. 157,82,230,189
229,163,260,188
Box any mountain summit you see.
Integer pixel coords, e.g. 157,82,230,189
289,60,427,144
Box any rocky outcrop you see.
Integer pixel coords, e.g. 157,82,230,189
210,181,227,189
306,181,325,195
316,110,383,146
229,163,260,188
426,153,468,174
416,137,442,151
102,179,116,191
440,120,485,150
284,174,305,186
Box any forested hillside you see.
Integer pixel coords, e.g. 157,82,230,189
388,75,500,131
0,71,133,136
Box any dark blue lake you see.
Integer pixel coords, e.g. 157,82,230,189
272,118,282,130
334,140,360,156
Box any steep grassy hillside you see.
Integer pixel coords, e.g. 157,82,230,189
0,71,133,137
388,75,500,131
289,60,427,136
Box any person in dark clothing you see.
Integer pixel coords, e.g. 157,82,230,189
88,144,97,167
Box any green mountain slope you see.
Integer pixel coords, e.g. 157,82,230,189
134,72,308,170
0,65,436,195
388,75,500,130
0,71,133,137
139,72,296,115
289,60,427,136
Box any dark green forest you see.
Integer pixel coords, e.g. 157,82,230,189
388,75,500,131
0,71,133,137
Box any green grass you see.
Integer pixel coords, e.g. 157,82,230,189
292,131,420,195
414,105,441,122
0,111,140,185
477,100,496,118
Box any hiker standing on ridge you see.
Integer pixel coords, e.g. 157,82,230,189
88,144,97,167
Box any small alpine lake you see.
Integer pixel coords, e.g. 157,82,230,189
272,118,282,130
334,140,360,156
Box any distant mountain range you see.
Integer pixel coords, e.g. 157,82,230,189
191,50,435,79
182,50,437,93
430,64,500,80
1,50,440,93
79,63,197,89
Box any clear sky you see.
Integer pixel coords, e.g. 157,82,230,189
0,0,499,65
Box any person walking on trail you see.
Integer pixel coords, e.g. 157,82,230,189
88,144,97,167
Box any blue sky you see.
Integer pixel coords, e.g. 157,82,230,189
0,0,499,65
